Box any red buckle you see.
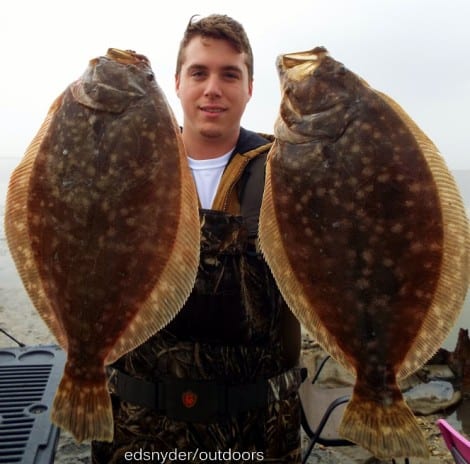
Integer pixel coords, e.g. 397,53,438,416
181,390,198,409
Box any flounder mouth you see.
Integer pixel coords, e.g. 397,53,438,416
106,48,150,66
277,47,329,81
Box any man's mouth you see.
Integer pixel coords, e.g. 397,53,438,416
200,106,226,113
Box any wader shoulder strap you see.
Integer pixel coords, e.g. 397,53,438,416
211,142,272,214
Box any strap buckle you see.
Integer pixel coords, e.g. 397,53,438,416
160,378,225,422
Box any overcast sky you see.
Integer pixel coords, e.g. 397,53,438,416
1,0,469,169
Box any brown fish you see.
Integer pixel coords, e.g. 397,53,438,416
259,47,470,459
4,49,200,442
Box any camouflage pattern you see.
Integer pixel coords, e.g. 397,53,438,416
92,142,302,463
92,363,301,463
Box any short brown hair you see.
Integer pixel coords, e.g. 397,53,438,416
175,14,254,80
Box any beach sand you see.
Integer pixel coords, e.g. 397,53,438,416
0,172,465,463
0,227,458,464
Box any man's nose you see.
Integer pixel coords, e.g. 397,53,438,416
204,75,222,97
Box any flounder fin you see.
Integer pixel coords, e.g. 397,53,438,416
339,388,429,459
51,366,113,442
377,91,470,379
4,95,67,349
105,128,200,364
259,142,353,373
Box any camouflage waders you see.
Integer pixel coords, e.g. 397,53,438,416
92,130,302,463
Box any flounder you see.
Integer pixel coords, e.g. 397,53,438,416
259,47,470,459
4,49,200,442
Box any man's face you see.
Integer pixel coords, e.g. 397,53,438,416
176,36,253,142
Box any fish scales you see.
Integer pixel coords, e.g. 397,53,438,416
4,49,200,442
259,47,469,459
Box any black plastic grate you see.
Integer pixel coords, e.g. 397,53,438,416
0,345,66,464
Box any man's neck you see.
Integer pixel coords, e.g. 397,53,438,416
182,128,239,160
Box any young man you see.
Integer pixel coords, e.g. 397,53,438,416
92,14,302,463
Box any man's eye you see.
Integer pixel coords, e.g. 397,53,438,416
224,72,239,80
191,71,205,78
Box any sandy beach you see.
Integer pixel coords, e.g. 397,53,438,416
1,159,469,463
1,231,466,464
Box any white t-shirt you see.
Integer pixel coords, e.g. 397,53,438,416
187,150,233,209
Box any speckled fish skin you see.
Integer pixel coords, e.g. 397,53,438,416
259,47,470,459
4,49,200,442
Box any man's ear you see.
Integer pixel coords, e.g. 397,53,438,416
175,73,181,97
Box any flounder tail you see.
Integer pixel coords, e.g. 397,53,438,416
339,390,429,459
51,370,113,443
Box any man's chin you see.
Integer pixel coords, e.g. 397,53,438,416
199,128,223,139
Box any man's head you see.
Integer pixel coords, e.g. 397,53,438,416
176,14,254,81
175,14,254,156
